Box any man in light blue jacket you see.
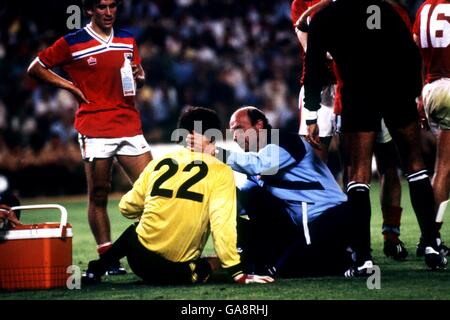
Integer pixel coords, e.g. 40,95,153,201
188,106,355,278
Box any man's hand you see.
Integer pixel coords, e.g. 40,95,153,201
306,123,321,150
233,273,274,284
0,204,22,229
132,64,145,88
186,132,216,156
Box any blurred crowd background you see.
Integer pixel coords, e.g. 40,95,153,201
0,0,427,196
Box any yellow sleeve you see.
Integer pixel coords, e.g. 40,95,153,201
119,163,151,219
208,165,242,273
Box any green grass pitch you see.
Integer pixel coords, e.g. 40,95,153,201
1,181,449,300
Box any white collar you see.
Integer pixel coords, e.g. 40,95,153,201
85,23,114,45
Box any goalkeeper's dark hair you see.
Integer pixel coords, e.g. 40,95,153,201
177,106,223,136
244,106,272,130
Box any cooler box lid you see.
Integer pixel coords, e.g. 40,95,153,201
0,223,72,240
0,204,71,240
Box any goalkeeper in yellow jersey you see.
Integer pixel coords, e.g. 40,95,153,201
82,107,274,285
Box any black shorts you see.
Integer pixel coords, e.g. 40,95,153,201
121,225,211,285
341,95,419,133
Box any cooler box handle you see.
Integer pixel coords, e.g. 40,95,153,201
9,204,68,237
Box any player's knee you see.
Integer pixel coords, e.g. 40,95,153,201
89,184,111,206
405,162,426,176
349,173,371,184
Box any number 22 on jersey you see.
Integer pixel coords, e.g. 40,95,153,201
150,158,208,202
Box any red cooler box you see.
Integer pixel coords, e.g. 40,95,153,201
0,204,72,290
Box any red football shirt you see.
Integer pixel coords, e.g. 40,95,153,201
291,0,309,27
38,24,143,138
291,0,334,87
413,0,450,83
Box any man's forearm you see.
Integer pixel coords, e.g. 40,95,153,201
27,58,75,90
303,16,328,122
303,80,322,115
215,145,287,176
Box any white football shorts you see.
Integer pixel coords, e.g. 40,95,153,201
298,84,336,137
422,78,450,135
376,118,392,144
78,134,151,161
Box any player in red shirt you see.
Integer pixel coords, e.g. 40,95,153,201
27,0,153,274
413,0,450,257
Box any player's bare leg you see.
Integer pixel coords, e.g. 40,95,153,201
375,141,401,212
345,132,375,184
389,122,427,174
390,121,446,269
433,130,450,236
374,141,407,260
116,151,153,183
84,158,114,247
344,131,376,270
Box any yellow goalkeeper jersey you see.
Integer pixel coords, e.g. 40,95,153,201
119,146,241,270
